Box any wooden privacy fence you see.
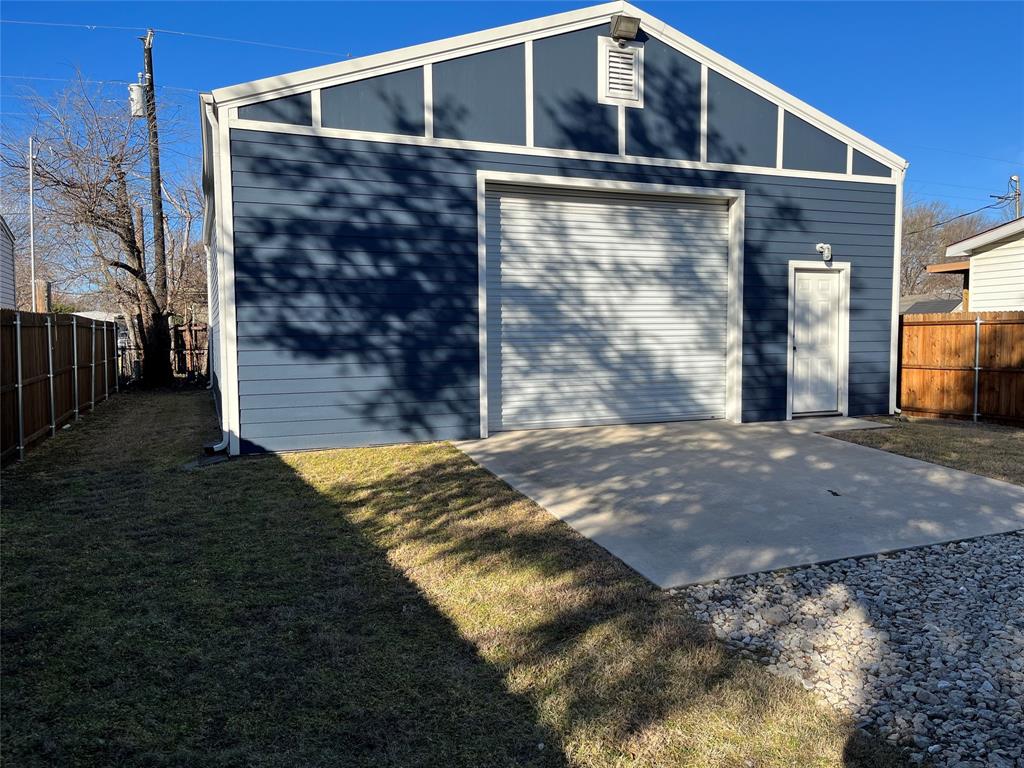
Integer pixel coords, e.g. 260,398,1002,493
1,309,118,464
899,311,1024,424
172,322,208,380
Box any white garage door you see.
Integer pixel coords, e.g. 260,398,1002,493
486,186,730,432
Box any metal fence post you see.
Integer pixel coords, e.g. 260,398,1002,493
46,314,56,435
90,319,96,409
72,315,79,421
102,322,109,400
972,316,982,423
113,324,119,392
14,312,25,460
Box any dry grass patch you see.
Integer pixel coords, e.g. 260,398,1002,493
2,390,908,767
829,416,1024,486
291,445,907,767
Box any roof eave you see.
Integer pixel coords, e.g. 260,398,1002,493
210,1,624,104
927,260,970,274
620,2,906,171
199,93,217,247
945,217,1024,258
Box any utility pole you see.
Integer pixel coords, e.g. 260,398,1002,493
140,29,167,310
28,136,37,311
1011,175,1021,220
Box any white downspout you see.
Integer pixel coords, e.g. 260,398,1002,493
201,95,229,454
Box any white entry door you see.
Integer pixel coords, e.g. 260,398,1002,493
791,269,842,414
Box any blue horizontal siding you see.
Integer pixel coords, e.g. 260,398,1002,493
239,426,470,454
236,346,478,368
230,128,896,450
242,400,479,426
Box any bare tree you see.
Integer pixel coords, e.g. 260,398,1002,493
900,199,1006,298
1,75,204,386
163,177,207,322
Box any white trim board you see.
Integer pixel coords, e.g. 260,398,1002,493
889,168,904,414
207,2,906,172
475,170,745,437
212,98,242,455
786,260,851,421
524,40,534,147
228,116,899,187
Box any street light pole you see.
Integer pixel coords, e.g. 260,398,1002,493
28,136,36,312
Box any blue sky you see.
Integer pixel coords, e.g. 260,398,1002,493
2,1,1022,214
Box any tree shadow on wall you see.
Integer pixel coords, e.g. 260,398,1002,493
231,65,835,449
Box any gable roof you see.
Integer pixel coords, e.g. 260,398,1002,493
207,1,906,171
945,217,1024,258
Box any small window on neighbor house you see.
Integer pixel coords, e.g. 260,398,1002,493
598,37,643,108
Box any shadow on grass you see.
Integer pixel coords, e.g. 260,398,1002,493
297,438,912,766
1,391,563,767
2,390,909,766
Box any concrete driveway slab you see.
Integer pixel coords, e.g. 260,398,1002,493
456,420,1024,587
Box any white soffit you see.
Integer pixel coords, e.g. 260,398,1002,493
208,1,906,171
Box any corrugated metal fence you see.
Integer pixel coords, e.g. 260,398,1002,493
1,309,118,464
899,311,1024,425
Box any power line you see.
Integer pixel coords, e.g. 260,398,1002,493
0,18,349,58
909,192,1003,205
905,200,1010,236
907,179,1007,193
0,74,199,93
902,143,1022,166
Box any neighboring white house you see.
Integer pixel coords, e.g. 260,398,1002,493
0,214,15,309
932,217,1024,311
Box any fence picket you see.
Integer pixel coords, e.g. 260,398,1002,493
72,316,79,421
15,312,25,460
46,315,56,436
91,320,96,409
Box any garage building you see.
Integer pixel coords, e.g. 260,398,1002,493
200,1,907,455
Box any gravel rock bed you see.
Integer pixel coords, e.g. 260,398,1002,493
671,532,1024,767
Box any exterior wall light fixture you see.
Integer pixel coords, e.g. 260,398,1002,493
610,14,641,45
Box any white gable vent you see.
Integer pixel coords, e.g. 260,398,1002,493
598,37,644,107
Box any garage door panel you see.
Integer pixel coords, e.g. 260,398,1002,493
502,405,724,430
499,221,729,237
487,187,729,431
493,268,727,284
498,371,726,391
498,304,727,318
501,381,726,404
497,354,727,371
495,247,731,261
500,340,725,359
497,200,727,219
498,235,728,251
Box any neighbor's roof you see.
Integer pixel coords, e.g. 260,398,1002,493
74,311,122,323
898,294,962,315
204,1,907,172
945,217,1024,258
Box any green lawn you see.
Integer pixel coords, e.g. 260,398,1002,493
830,416,1024,486
2,390,907,767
